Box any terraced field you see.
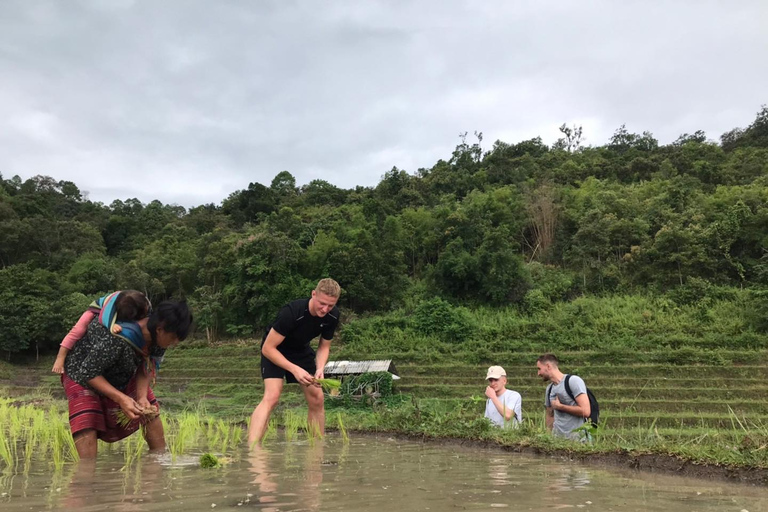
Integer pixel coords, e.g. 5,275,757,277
4,347,768,432
155,347,768,430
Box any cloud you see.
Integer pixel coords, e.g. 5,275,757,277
1,0,766,207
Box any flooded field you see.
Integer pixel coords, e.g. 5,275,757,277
1,435,767,511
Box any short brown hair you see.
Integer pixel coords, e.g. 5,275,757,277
315,278,341,298
537,353,559,366
115,290,151,322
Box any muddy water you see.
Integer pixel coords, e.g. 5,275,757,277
1,435,767,511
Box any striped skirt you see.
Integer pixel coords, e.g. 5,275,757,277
61,374,159,443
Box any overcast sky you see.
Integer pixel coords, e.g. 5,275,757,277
1,1,766,207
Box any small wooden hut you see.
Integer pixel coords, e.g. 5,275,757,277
322,359,399,397
323,359,399,380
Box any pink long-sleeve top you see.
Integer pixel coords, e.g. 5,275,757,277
60,310,97,350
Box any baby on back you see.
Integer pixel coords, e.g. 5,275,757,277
51,290,151,374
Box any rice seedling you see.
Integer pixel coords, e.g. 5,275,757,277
307,422,319,446
262,418,277,444
0,432,13,470
213,418,231,453
231,422,244,447
206,415,218,442
50,418,79,471
131,449,144,497
283,410,305,442
315,378,342,392
167,411,202,460
120,427,145,472
336,412,349,444
200,453,222,468
24,411,45,467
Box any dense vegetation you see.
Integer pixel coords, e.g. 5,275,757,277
1,107,767,359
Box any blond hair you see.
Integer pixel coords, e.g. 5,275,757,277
315,278,341,298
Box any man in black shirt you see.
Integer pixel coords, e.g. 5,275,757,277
248,278,341,447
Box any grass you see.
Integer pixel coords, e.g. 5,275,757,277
2,391,768,471
4,288,768,473
326,399,768,469
138,333,768,463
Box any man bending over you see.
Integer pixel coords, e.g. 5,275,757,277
248,278,341,447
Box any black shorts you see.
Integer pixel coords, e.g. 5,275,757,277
260,350,316,383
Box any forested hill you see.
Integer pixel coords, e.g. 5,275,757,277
1,108,767,359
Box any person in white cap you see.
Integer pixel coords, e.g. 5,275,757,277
484,365,522,427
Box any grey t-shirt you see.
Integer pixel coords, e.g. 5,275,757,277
545,375,588,441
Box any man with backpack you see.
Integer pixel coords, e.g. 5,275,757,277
536,353,598,442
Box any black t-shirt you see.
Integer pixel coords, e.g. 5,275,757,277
262,298,340,356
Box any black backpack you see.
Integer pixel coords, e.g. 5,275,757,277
548,374,600,426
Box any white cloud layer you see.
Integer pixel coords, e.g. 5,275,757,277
1,0,766,206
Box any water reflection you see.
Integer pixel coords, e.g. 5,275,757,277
546,465,592,492
1,435,767,511
248,441,323,511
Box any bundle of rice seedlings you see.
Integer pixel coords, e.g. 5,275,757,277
114,405,160,428
200,453,222,468
315,378,342,392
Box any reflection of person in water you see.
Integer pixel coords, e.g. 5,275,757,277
62,455,164,509
487,457,513,486
247,443,324,511
302,443,324,511
248,447,280,512
538,464,593,510
544,465,591,491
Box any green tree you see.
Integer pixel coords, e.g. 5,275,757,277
0,265,63,359
65,252,117,295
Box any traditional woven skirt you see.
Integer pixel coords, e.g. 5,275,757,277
61,374,159,442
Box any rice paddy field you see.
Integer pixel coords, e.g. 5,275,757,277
3,342,768,475
3,291,768,480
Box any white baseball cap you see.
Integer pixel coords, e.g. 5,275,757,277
486,366,506,380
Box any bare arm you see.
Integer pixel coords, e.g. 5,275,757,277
52,346,70,374
552,394,591,418
87,376,143,420
135,364,151,409
261,328,315,386
488,392,514,421
545,406,554,431
314,338,331,380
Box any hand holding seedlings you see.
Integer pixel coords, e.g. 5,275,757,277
137,396,153,412
115,400,159,427
119,396,143,420
292,366,316,386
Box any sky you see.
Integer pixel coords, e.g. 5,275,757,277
1,0,766,207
